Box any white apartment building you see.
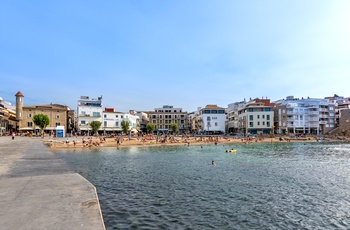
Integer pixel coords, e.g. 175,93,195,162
102,108,138,134
198,105,226,134
275,96,336,135
236,98,274,135
77,96,103,135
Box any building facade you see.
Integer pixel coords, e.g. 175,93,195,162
77,96,103,135
226,101,246,134
102,108,139,134
147,105,189,133
275,96,336,135
0,97,17,134
18,104,74,134
198,105,226,134
236,99,274,135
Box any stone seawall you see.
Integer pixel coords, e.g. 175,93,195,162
0,137,105,230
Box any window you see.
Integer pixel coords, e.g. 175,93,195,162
160,115,163,118
152,115,156,119
181,115,185,118
218,110,225,114
116,115,118,118
257,115,260,119
249,122,253,127
249,115,253,121
56,115,60,119
207,117,211,121
258,122,260,125
267,115,270,120
121,115,124,119
263,122,265,125
81,120,86,125
104,115,107,118
115,122,119,127
153,120,156,123
248,108,253,112
81,111,86,115
262,115,265,119
104,121,107,127
55,123,60,126
28,114,32,118
169,115,172,119
215,122,218,126
181,120,184,124
267,122,270,127
207,122,211,127
92,112,100,117
28,122,33,127
212,110,217,114
265,108,271,111
204,110,210,114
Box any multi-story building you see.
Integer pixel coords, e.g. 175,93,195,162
136,111,149,133
14,91,75,135
235,98,274,135
275,96,336,135
147,105,189,133
102,108,139,134
18,104,74,134
0,97,17,134
77,96,103,135
188,110,199,133
198,105,226,134
226,101,246,134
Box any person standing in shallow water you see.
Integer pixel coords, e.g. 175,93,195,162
11,131,15,140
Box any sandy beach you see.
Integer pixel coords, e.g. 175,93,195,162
46,135,350,150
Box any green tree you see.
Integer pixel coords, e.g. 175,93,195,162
121,120,130,134
33,114,50,137
170,123,178,133
146,123,156,134
89,121,102,136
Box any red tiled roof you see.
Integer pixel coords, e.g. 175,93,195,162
15,91,24,97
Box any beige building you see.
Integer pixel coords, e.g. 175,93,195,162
147,105,189,133
15,91,75,134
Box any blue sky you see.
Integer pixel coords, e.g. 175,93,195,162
1,1,349,112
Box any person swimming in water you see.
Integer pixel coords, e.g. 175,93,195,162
212,160,215,165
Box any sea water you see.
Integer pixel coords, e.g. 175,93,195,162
54,142,350,229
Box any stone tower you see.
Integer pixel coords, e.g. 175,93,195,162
15,91,24,121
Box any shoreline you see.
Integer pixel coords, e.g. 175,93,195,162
45,135,350,150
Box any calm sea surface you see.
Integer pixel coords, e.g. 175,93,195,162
54,142,350,230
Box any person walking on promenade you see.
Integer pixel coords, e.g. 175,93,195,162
11,131,15,140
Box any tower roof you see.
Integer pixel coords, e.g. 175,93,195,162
15,91,24,97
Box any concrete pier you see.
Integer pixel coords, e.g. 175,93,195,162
0,137,105,230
